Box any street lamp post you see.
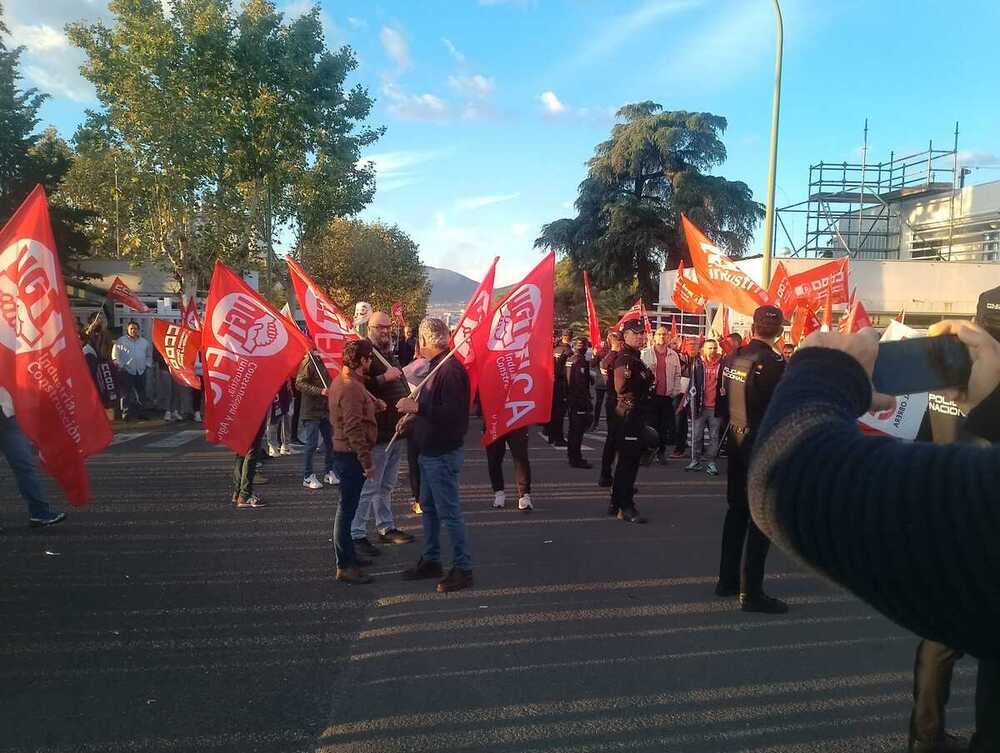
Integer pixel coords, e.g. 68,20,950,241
761,0,783,287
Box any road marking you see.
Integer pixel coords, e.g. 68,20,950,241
145,430,204,449
108,432,150,446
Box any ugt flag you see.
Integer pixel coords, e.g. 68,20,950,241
451,256,498,403
0,185,112,504
286,258,359,370
152,319,201,389
480,252,555,446
107,275,150,313
583,270,601,349
202,261,310,454
682,215,770,316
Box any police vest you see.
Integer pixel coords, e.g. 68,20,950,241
723,353,756,431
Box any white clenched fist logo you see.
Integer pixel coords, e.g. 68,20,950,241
211,293,288,357
0,239,65,354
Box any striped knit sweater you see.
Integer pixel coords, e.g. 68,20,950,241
748,347,1000,660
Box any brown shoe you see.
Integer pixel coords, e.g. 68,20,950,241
234,497,252,508
436,567,473,593
401,558,444,580
336,567,373,584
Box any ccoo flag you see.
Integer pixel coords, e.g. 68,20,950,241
682,215,770,316
107,275,151,313
152,319,201,389
479,252,555,446
0,185,112,504
286,258,359,371
202,261,311,454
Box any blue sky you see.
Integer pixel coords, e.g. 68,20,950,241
7,0,1000,287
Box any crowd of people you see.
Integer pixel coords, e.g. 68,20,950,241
3,291,1000,753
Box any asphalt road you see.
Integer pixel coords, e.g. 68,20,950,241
0,419,976,753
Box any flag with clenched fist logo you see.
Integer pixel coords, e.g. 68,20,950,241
201,261,310,454
0,185,112,504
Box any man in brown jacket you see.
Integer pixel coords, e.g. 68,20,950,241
328,340,385,584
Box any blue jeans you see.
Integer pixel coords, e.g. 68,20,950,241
329,452,364,569
301,419,334,478
0,414,54,519
418,449,471,570
351,441,402,539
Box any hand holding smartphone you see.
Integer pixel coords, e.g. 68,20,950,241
872,335,972,396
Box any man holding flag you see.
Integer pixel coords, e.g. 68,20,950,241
1,392,66,531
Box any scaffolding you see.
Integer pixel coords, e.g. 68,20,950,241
776,123,959,260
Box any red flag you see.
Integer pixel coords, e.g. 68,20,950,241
767,261,796,319
479,252,555,446
583,271,601,350
820,288,834,332
391,301,406,327
615,299,649,332
107,275,150,313
790,304,820,344
0,185,112,504
839,298,873,334
670,314,678,338
896,309,906,324
682,215,770,316
788,257,850,306
642,300,652,338
672,261,708,314
286,258,359,371
451,257,499,404
152,319,201,389
180,295,201,331
202,261,310,454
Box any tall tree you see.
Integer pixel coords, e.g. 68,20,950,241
65,0,381,292
295,219,430,320
535,102,763,302
0,5,92,271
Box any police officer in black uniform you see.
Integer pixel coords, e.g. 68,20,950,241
598,332,623,487
547,329,572,447
717,305,787,613
610,320,654,523
565,336,593,468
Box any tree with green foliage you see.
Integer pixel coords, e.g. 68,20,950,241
0,5,92,272
536,102,763,302
65,0,381,292
295,219,430,321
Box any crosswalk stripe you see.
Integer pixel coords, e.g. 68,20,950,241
109,432,150,446
145,430,205,449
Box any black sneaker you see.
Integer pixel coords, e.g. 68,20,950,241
402,558,444,580
606,503,619,517
552,440,568,448
355,557,373,567
597,476,613,488
714,581,739,598
353,537,382,558
378,528,415,545
739,592,789,614
569,459,593,469
29,512,66,528
436,567,473,593
617,506,647,524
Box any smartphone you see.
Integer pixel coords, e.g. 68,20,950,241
872,335,972,395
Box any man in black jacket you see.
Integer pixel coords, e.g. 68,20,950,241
396,324,417,367
565,337,594,469
547,329,572,447
717,305,787,614
598,332,623,487
749,321,1000,753
610,320,653,524
350,311,415,557
398,318,473,593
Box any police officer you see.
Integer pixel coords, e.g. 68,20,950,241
565,336,593,468
546,329,573,447
716,304,786,613
610,320,654,523
598,331,623,487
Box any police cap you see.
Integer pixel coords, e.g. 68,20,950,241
621,320,644,334
976,285,1000,341
753,305,783,328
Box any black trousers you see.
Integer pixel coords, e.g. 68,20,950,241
486,426,531,497
910,640,1000,751
567,403,592,463
406,436,421,500
718,430,771,595
600,402,619,481
610,412,643,512
548,385,567,443
232,423,265,500
673,394,688,452
592,389,606,429
648,395,675,453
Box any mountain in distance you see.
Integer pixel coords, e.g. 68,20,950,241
425,266,479,304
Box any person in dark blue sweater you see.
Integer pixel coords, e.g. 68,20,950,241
749,321,1000,753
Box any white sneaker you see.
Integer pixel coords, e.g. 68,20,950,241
324,471,339,486
280,445,299,455
164,411,174,421
517,494,533,512
303,474,323,490
194,411,202,422
492,491,505,509
706,462,719,476
685,460,704,472
267,444,281,458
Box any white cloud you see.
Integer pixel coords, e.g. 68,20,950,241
347,17,367,30
381,80,448,122
511,223,530,237
280,1,340,43
442,37,466,64
539,90,566,115
11,23,69,52
561,200,575,210
22,63,93,102
455,193,520,211
380,25,410,71
7,17,95,102
448,74,494,99
958,149,1000,167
